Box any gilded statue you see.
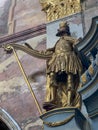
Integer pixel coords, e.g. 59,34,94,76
26,22,83,111
39,0,81,21
4,21,83,111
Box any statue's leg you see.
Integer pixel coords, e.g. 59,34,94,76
43,72,57,110
61,83,68,107
45,72,56,103
67,73,74,106
45,74,51,102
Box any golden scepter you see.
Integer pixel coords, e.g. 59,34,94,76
4,45,43,115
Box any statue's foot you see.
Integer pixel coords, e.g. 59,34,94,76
43,101,57,111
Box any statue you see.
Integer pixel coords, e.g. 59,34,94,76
25,21,83,111
4,21,83,111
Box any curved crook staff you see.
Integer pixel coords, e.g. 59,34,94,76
4,45,43,115
3,43,53,59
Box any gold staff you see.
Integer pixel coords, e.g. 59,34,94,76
6,45,43,115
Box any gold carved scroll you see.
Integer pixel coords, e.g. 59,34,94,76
40,0,81,22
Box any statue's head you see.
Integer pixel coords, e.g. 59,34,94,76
56,21,71,37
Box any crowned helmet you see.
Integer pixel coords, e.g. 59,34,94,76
56,21,71,37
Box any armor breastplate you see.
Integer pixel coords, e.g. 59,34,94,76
55,37,73,54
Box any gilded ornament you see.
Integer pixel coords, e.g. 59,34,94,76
39,0,81,21
81,74,87,84
88,65,94,76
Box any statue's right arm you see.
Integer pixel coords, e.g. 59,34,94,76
25,43,54,59
25,42,54,55
3,43,54,60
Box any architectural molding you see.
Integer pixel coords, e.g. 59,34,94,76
40,0,81,22
0,24,46,46
8,0,16,34
0,108,21,130
76,16,98,54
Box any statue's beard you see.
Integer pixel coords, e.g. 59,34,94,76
56,30,71,37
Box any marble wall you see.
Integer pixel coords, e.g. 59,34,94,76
0,0,11,36
82,0,98,34
0,34,46,130
0,0,46,36
14,0,46,32
83,6,98,34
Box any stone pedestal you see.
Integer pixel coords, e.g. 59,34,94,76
40,108,89,130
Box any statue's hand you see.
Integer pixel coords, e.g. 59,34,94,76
2,44,13,54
